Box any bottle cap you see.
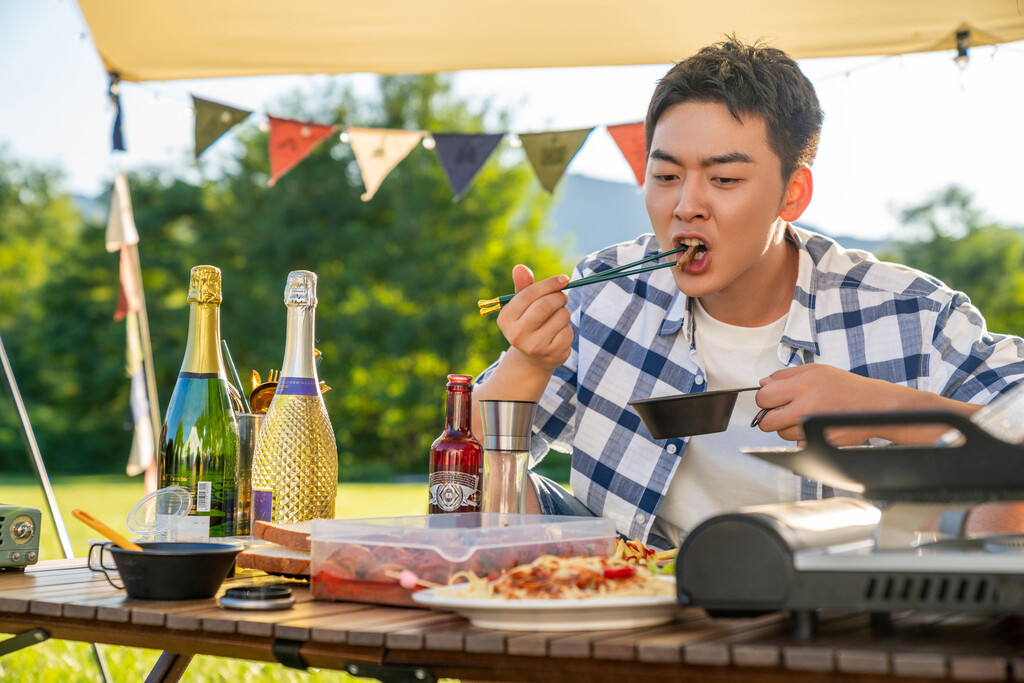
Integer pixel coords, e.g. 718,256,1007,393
188,265,223,304
126,485,192,539
479,399,538,452
284,270,318,307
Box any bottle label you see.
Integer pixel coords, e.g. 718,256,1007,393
277,377,319,396
428,471,480,512
196,481,212,512
253,488,275,522
178,371,220,379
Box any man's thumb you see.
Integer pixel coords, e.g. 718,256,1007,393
512,264,535,294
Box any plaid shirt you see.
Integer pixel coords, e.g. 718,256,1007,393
481,226,1024,547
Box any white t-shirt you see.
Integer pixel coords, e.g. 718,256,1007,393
653,300,800,545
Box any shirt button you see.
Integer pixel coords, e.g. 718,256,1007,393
694,376,704,385
666,444,678,454
635,514,646,524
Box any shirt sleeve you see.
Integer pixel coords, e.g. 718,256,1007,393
928,290,1024,403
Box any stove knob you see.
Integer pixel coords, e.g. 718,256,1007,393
11,516,35,544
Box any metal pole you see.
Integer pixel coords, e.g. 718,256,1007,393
0,332,73,557
0,330,112,683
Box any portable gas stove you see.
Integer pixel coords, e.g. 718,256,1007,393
674,412,1024,635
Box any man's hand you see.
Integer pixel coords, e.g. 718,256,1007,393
495,264,574,372
753,363,980,446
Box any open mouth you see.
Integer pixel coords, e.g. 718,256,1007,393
676,238,707,270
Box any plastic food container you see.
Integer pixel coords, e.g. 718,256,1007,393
311,513,616,607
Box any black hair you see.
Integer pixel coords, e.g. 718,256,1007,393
645,37,824,181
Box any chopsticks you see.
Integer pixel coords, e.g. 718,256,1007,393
478,245,695,316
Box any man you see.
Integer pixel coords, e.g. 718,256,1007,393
473,38,1024,548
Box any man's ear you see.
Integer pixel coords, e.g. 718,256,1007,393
779,165,813,222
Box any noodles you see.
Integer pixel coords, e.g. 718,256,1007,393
444,555,675,600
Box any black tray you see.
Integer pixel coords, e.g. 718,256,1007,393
742,411,1024,502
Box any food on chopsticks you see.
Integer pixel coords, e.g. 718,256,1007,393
445,554,675,600
676,242,699,271
478,245,693,316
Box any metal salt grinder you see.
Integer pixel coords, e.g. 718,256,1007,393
479,400,538,515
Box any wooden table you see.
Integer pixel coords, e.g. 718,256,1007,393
3,559,1024,682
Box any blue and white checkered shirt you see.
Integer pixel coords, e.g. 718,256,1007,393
480,226,1024,546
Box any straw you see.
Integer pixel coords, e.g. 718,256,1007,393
478,245,693,316
221,340,251,413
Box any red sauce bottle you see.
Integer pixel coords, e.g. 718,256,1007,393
427,374,483,514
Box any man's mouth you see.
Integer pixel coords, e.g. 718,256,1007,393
676,238,707,270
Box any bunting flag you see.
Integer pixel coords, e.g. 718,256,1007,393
348,127,427,201
124,312,156,481
105,171,139,252
518,128,595,192
106,172,157,486
431,132,505,201
607,121,647,187
267,116,338,187
193,96,252,159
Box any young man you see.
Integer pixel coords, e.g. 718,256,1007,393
473,38,1024,548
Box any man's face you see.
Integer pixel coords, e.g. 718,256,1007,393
644,101,793,319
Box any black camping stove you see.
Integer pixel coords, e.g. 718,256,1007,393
675,412,1024,637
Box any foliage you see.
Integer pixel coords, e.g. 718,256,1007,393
880,185,1024,336
0,76,568,476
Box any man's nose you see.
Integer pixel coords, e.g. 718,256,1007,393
673,179,707,222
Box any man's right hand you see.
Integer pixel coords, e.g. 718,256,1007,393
495,264,574,372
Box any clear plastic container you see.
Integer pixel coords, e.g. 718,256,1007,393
311,513,616,607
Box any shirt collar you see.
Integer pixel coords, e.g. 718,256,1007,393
657,224,819,355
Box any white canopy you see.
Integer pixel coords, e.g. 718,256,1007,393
77,0,1024,81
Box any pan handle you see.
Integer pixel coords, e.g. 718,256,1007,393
801,411,983,450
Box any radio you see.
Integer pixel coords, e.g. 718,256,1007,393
0,505,41,570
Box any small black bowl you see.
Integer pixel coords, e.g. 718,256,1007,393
630,387,759,439
89,541,242,600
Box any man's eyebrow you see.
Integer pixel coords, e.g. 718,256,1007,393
702,151,754,166
647,149,679,165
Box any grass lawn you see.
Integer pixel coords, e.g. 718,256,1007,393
0,475,432,682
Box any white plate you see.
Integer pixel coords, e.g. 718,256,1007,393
411,578,681,631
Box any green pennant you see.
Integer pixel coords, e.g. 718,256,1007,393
518,127,594,192
193,96,252,159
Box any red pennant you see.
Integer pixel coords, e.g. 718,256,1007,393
114,245,140,321
607,122,646,187
267,116,337,186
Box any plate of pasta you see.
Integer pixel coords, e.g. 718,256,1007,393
411,554,680,631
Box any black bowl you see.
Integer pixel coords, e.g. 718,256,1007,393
629,387,758,439
90,541,242,600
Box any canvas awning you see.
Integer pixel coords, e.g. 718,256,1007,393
77,0,1024,82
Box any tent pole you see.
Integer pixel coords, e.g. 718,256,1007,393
0,330,112,683
129,242,162,469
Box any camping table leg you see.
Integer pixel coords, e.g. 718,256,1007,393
144,651,194,683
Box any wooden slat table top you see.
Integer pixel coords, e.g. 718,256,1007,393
3,560,1024,682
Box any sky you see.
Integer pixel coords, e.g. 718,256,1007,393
2,0,1023,241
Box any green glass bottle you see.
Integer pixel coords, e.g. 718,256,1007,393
157,265,239,538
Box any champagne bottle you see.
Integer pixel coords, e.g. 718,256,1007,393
251,270,338,523
427,374,483,513
158,265,239,538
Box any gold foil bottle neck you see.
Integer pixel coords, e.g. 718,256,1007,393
284,270,317,307
188,265,223,304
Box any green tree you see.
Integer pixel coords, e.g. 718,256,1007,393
11,74,568,478
882,185,1024,336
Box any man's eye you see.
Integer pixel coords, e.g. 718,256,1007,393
714,177,739,185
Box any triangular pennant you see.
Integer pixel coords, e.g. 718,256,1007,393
347,127,427,201
114,245,141,321
267,116,338,187
607,122,647,187
105,171,139,252
431,132,505,201
193,95,252,159
518,128,594,193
